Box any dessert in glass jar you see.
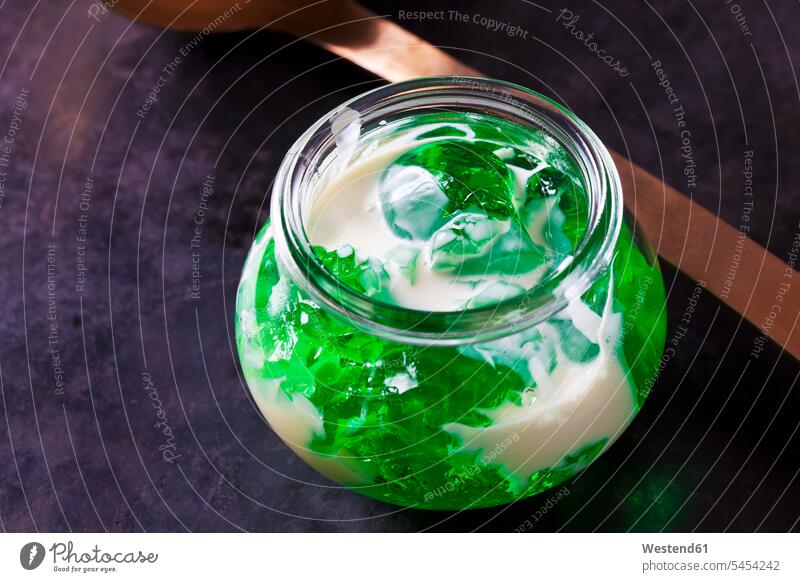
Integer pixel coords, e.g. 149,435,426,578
235,77,667,509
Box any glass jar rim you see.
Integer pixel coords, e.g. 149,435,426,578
270,76,623,346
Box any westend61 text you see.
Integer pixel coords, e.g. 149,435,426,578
643,543,708,554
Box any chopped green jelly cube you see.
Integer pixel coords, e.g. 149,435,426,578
524,167,589,250
380,166,450,240
389,139,515,219
429,213,504,270
313,245,387,297
525,166,573,199
551,318,600,363
436,220,548,277
495,145,543,171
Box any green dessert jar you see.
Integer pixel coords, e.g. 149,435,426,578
235,77,667,510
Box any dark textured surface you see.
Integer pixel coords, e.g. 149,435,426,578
0,0,798,532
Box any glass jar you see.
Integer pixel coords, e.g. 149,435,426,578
235,77,667,510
